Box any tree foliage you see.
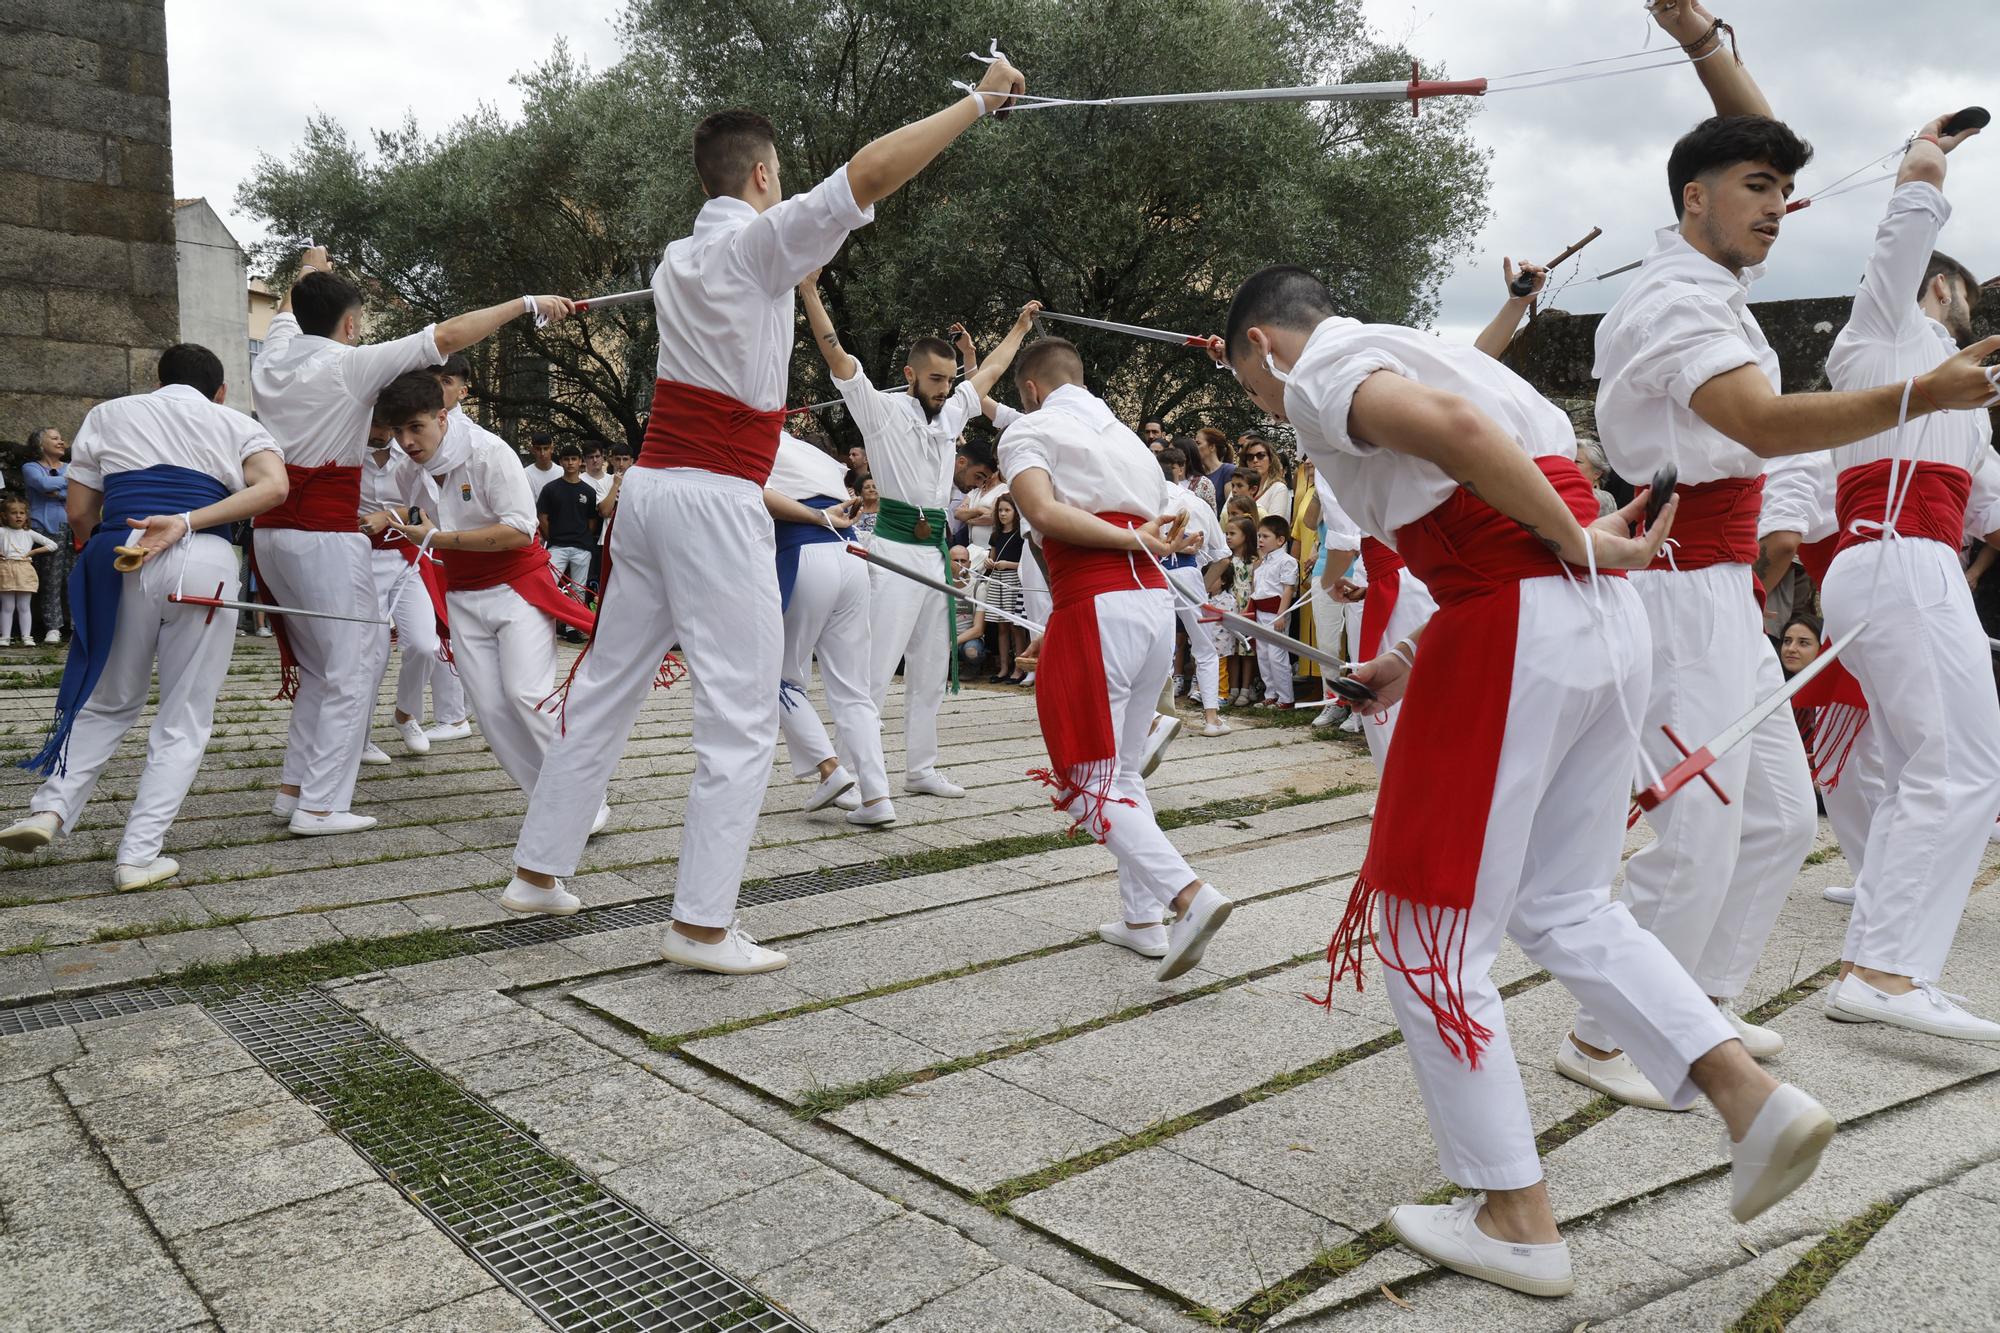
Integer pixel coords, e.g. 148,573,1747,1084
239,0,1489,447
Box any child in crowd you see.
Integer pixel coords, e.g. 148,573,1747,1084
985,493,1026,683
0,496,57,646
1251,514,1298,708
1224,514,1259,707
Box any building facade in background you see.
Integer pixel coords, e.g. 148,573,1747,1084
172,197,250,412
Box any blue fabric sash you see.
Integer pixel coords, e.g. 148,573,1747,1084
23,466,230,777
1163,553,1201,571
775,496,853,614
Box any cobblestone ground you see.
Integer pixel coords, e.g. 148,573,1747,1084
2,641,1997,1332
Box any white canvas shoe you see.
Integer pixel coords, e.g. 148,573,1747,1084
1554,1037,1680,1111
271,792,299,818
1822,884,1856,905
1098,921,1169,959
1824,974,2000,1042
590,803,611,836
0,637,10,648
1719,1001,1785,1058
43,630,60,645
905,772,965,798
1200,719,1231,737
1387,1196,1575,1298
1156,884,1232,981
1729,1083,1835,1223
424,720,473,742
396,718,431,755
288,810,378,837
1139,713,1183,779
112,857,179,892
845,800,897,827
0,811,60,852
660,921,789,975
803,766,856,812
833,787,862,811
360,742,393,765
500,875,581,916
1824,977,1877,1024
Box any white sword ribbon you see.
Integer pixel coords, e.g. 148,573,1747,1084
844,543,1045,633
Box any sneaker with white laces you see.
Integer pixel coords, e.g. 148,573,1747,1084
0,811,61,852
904,772,965,798
590,803,610,837
660,921,789,975
271,791,299,819
359,742,393,766
1386,1195,1575,1298
1140,713,1182,779
1200,719,1231,738
424,720,473,742
288,810,378,837
1824,974,2000,1041
113,857,180,891
1553,1037,1681,1111
1311,703,1345,728
1719,1001,1785,1058
1156,884,1233,981
396,718,431,755
1822,884,1856,905
846,800,897,827
1729,1083,1836,1223
500,875,581,916
1099,921,1168,959
803,766,856,812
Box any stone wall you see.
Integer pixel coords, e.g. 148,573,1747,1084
0,0,177,454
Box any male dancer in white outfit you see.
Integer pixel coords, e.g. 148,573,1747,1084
250,245,570,836
2,345,288,888
1224,262,1839,1298
798,283,978,800
996,338,1233,978
358,421,467,758
503,58,1030,973
1817,115,2000,1040
1162,483,1231,736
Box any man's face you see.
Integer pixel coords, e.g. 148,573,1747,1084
560,454,583,480
367,422,393,451
1686,160,1792,272
393,410,449,467
612,452,634,475
847,445,868,475
584,449,606,476
965,465,993,494
1142,421,1163,443
1779,624,1820,675
905,351,956,419
532,441,554,467
437,374,468,410
1934,275,1977,347
950,547,970,578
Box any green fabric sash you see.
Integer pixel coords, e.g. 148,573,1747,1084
874,495,958,693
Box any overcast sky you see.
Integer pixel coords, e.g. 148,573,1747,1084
169,0,2000,341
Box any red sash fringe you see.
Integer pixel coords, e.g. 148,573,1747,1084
1318,456,1613,1067
637,379,784,483
1358,536,1404,661
1028,515,1165,839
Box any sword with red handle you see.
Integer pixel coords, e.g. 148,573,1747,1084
166,591,389,626
570,288,651,313
1628,620,1867,827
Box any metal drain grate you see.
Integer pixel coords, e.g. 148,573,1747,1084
204,986,806,1332
0,983,194,1037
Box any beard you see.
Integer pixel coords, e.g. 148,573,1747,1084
911,388,945,422
1943,297,1975,347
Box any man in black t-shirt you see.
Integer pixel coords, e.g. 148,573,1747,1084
537,444,598,641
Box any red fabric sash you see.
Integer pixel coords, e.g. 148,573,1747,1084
255,465,362,532
1029,515,1166,839
1319,456,1613,1067
438,543,595,635
1797,535,1840,588
1358,536,1404,661
637,379,784,483
1640,475,1764,571
367,528,407,552
1249,595,1283,614
1833,460,1970,557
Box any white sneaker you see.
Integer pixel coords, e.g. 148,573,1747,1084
0,637,10,648
1387,1196,1575,1299
288,810,378,837
254,626,274,638
833,788,862,811
1200,719,1231,737
1140,713,1182,779
1824,980,1877,1024
1020,672,1035,688
1554,1037,1681,1111
113,857,179,891
0,811,61,852
500,875,581,917
1729,1083,1835,1223
846,800,897,827
803,766,856,812
424,720,472,742
590,803,611,837
396,718,431,755
271,792,299,819
660,921,789,975
43,630,60,645
360,742,393,766
1822,884,1856,905
1311,703,1344,728
1824,974,2000,1041
1719,1001,1785,1059
1099,921,1168,959
1156,884,1232,981
1340,711,1363,734
905,772,965,798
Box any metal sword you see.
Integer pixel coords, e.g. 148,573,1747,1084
843,544,1045,633
167,592,389,626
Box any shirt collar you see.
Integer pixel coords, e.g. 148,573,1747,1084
153,383,210,405
1040,382,1113,426
693,195,758,237
1646,226,1765,302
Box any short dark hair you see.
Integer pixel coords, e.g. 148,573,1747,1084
1666,115,1814,219
530,431,553,447
582,441,605,455
1258,514,1291,543
1014,337,1085,389
1225,266,1337,361
157,343,225,400
693,109,777,197
956,437,997,471
291,270,364,338
373,369,445,425
611,441,636,458
1921,251,1981,309
434,351,472,381
556,443,583,461
907,336,955,366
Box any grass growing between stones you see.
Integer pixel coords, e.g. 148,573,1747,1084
88,913,252,944
173,928,481,994
1728,1199,1902,1333
1801,846,1841,867
0,933,51,957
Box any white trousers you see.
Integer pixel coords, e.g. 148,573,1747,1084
446,584,556,799
1820,714,1884,884
370,549,466,725
1020,546,1052,631
1575,563,1814,1043
514,468,779,926
780,541,891,803
1385,578,1736,1190
1080,588,1200,924
1342,574,1439,770
1255,609,1294,704
1166,566,1220,709
1822,539,2000,980
32,535,241,865
867,539,951,780
256,529,387,813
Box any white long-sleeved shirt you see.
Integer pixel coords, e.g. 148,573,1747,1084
1756,453,1838,543
997,385,1176,521
1,528,58,561
653,166,874,411
1594,228,1776,487
69,384,279,491
428,412,537,539
1166,486,1231,565
1281,317,1576,549
835,365,979,511
250,314,442,469
361,445,437,518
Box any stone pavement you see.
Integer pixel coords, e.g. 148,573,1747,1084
2,641,1997,1332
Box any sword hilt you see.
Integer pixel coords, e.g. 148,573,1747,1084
204,582,222,625
1659,723,1731,806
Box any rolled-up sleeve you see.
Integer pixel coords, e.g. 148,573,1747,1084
832,363,894,440
64,420,102,490
485,450,538,536
739,165,877,296
997,426,1052,485
348,325,444,402
1287,350,1411,458
1627,294,1761,410
1757,453,1833,539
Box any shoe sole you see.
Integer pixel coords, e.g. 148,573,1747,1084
1731,1104,1837,1223
501,896,580,917
1553,1050,1682,1112
1826,996,2000,1042
360,755,393,766
904,784,966,799
289,821,378,837
1385,1213,1576,1299
1139,718,1184,780
803,777,856,813
114,865,178,891
1155,899,1233,981
1823,1004,1877,1024
1098,932,1168,959
660,950,791,975
0,827,54,852
846,814,898,827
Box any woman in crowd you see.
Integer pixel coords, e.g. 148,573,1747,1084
984,494,1027,683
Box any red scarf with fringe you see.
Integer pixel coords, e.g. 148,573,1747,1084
1357,537,1405,661
1317,457,1615,1068
249,464,362,701
1029,515,1166,839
